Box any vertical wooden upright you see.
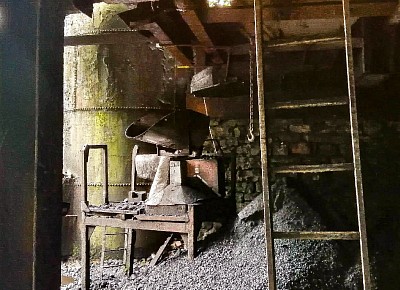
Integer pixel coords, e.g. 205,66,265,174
253,0,276,289
257,0,372,289
342,0,371,288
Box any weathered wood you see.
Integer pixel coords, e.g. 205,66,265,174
253,0,276,288
84,216,188,233
203,2,397,25
141,23,193,66
180,9,223,63
136,214,189,222
266,37,363,52
187,205,196,260
81,215,91,290
270,97,348,109
342,0,371,288
273,231,359,240
125,229,136,275
64,32,145,46
273,163,353,173
150,234,174,267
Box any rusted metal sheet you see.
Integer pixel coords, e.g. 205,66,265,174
190,66,248,98
187,158,224,195
125,109,210,152
145,204,188,216
186,94,250,118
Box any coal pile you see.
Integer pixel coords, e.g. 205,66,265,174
89,199,145,212
62,179,362,289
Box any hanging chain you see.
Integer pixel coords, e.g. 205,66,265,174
247,37,255,142
203,98,218,153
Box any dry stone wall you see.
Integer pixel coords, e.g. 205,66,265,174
205,116,400,212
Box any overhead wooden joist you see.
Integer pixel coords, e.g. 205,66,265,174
64,31,145,46
140,23,193,66
179,8,224,63
203,1,397,24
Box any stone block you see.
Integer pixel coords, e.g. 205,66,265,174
318,144,337,156
272,142,288,156
251,147,261,156
290,142,311,155
362,120,382,136
272,133,301,142
289,124,311,134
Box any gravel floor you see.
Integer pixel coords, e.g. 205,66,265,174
62,182,362,290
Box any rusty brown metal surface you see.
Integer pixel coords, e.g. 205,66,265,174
125,109,210,152
186,94,250,118
190,66,248,98
187,158,223,195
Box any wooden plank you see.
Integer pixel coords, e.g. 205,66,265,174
273,231,360,240
149,234,173,267
253,0,276,288
141,23,193,66
270,97,348,109
136,214,189,222
342,0,371,288
84,216,188,233
64,32,145,46
203,2,397,24
266,37,364,52
273,163,353,173
179,9,223,63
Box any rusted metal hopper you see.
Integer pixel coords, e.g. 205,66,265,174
125,109,210,153
190,66,248,98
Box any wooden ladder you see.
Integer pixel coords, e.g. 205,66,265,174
253,0,371,289
99,227,134,279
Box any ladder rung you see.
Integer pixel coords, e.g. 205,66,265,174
273,163,353,174
270,97,348,110
102,263,125,268
273,231,360,240
266,37,363,52
104,232,127,236
103,248,126,252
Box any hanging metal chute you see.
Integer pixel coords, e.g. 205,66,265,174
190,59,248,98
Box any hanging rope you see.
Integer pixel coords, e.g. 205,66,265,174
247,37,255,142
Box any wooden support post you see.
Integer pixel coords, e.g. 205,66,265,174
125,229,136,275
342,0,371,288
254,0,276,289
81,215,92,290
150,234,173,267
187,205,196,260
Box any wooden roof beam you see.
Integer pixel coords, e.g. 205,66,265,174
203,1,398,27
141,23,193,66
179,8,224,64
